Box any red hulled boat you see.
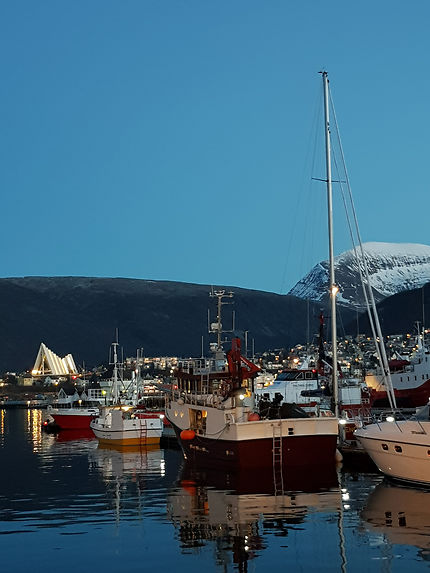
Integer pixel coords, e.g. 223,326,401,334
165,290,339,471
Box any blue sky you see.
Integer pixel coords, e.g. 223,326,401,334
1,1,429,293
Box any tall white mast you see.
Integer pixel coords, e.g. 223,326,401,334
322,71,339,417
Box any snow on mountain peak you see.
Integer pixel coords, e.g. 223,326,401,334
288,242,430,308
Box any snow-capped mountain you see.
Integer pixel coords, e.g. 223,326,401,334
288,242,430,308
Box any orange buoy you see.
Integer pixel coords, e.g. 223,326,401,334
248,412,260,421
180,429,196,440
180,480,197,495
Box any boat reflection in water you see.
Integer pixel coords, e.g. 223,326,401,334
168,463,341,569
53,428,96,442
90,443,165,479
362,481,430,556
89,444,166,526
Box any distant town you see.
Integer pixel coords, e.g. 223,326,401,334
1,327,428,402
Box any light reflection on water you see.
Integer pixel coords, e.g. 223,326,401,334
0,409,429,572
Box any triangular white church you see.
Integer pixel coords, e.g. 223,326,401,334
32,343,78,376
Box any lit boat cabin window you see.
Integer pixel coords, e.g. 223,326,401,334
276,370,315,382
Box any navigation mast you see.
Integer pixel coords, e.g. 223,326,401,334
322,71,339,417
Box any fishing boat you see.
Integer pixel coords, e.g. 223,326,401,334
90,405,164,446
90,342,164,447
165,290,340,470
354,401,430,486
365,331,430,408
44,388,101,430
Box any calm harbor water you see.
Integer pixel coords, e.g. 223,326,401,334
0,409,429,572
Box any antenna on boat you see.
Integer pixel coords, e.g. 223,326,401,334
109,330,120,405
208,289,234,351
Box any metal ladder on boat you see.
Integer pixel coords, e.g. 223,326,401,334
272,422,284,496
139,416,147,447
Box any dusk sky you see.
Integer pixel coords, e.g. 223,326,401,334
1,1,429,294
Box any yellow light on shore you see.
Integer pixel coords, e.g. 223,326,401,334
331,285,339,296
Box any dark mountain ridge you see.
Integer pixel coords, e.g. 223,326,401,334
0,277,349,372
348,282,430,336
2,276,427,374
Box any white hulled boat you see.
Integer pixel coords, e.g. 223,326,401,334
355,401,430,485
90,340,164,447
90,405,164,447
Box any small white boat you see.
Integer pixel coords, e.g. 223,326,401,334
90,406,164,447
355,401,430,486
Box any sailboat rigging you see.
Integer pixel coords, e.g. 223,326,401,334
164,74,359,470
320,71,399,417
322,70,340,418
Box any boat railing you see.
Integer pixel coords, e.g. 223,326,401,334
170,387,224,408
177,359,228,376
341,407,373,424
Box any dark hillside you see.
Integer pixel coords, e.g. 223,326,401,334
0,277,352,371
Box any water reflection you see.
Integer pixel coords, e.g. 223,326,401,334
362,481,430,559
27,409,43,451
88,444,170,527
168,464,342,570
90,444,166,480
2,410,430,572
0,407,44,450
0,409,4,444
52,428,96,442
